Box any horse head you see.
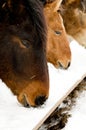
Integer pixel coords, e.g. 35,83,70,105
0,0,49,107
44,0,71,69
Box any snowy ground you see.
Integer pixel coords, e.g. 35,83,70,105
39,79,86,130
0,39,86,130
63,89,86,130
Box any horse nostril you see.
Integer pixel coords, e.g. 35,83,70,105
23,95,30,108
58,61,63,68
67,61,71,68
35,95,47,106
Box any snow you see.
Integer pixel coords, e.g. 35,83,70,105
63,91,86,130
0,39,86,130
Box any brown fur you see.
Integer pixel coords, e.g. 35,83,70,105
61,0,86,47
0,0,49,107
44,0,71,68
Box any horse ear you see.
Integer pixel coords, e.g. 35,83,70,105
46,0,62,11
53,0,62,11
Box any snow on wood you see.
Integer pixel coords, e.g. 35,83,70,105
0,39,86,130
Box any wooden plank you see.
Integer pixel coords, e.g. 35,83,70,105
0,39,86,130
34,74,86,130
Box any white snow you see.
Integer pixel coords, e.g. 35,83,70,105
63,91,86,130
0,39,86,130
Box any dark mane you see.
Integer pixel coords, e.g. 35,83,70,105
0,0,47,47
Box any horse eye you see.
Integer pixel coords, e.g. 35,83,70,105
22,40,29,48
55,31,61,35
57,10,61,13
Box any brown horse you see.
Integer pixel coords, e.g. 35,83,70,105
0,0,49,107
61,0,86,47
43,0,71,69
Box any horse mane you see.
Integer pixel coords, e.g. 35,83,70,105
25,0,47,47
0,0,47,47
